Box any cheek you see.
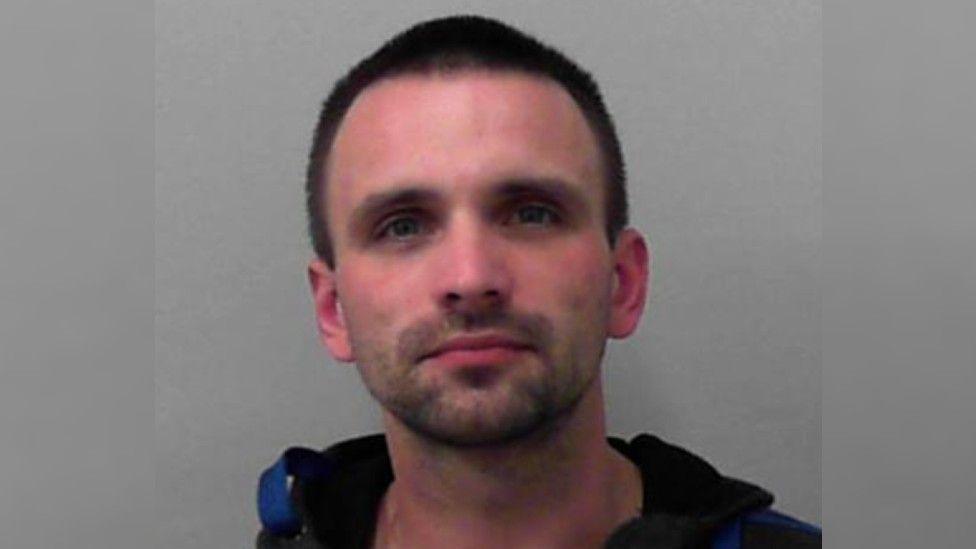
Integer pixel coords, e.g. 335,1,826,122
335,267,409,347
570,262,614,328
338,260,418,310
520,240,614,321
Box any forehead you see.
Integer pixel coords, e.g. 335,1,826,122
325,71,604,227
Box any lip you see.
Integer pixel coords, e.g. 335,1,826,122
420,334,534,367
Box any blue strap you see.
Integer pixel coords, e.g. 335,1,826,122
711,516,743,549
741,508,822,536
257,447,335,537
710,508,822,548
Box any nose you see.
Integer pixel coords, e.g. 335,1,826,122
432,216,513,315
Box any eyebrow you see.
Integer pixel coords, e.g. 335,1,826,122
491,177,589,212
350,187,440,223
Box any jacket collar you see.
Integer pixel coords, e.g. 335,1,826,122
292,434,772,549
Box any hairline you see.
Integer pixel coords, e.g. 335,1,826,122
317,66,618,268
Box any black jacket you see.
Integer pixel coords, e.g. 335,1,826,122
256,434,820,548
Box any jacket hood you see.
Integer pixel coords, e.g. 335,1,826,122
258,433,774,549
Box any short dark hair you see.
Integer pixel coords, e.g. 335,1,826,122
306,15,628,267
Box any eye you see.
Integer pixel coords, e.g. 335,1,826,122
512,204,560,226
376,215,424,240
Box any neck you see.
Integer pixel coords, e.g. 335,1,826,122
373,378,642,549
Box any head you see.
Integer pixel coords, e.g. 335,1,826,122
307,16,649,447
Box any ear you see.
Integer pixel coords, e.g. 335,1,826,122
307,259,355,362
608,228,651,339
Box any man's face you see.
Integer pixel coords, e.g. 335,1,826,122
310,71,647,446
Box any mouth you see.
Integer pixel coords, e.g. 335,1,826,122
419,334,535,368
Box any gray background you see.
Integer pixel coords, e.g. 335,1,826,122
822,1,976,546
5,1,973,547
155,1,820,547
1,0,153,548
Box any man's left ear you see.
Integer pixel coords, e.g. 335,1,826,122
608,228,651,339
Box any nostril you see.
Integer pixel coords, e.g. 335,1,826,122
441,288,504,311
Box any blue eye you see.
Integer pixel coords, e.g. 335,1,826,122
514,204,559,225
378,216,422,240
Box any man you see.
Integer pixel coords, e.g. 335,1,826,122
257,15,820,548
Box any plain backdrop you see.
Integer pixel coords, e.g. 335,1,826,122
822,1,976,546
155,2,820,547
1,1,153,548
7,1,975,548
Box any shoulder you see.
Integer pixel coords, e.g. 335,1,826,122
255,434,392,549
713,509,821,548
609,434,820,548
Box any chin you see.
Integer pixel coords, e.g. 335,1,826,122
394,385,576,448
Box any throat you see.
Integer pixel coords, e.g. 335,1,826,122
371,378,644,547
371,446,643,549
